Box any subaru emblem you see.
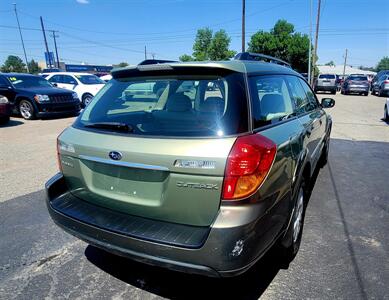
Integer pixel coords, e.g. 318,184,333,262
109,151,122,161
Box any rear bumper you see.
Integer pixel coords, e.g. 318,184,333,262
46,173,289,277
315,85,336,91
345,86,369,93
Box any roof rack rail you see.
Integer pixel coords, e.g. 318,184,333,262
234,52,291,68
138,59,177,66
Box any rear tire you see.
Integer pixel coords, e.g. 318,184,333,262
19,100,35,120
332,89,336,95
278,181,307,265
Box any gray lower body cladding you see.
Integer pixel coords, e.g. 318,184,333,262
46,173,290,277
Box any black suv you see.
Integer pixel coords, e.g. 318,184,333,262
0,73,81,120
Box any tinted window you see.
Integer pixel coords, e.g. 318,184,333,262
249,75,295,127
298,78,319,109
286,76,316,114
7,75,52,88
49,75,62,83
75,74,105,85
76,72,249,137
62,75,77,84
319,74,336,79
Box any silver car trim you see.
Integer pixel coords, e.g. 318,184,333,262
78,155,169,171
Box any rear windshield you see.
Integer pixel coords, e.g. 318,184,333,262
348,75,368,81
319,74,335,79
75,73,249,137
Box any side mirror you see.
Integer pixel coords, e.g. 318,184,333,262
321,98,335,108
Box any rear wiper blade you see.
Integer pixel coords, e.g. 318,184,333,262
84,122,134,132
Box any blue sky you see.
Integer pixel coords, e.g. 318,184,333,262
0,0,388,68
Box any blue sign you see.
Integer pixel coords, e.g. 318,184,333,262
65,64,113,72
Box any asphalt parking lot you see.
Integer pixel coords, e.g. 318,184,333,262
1,93,388,299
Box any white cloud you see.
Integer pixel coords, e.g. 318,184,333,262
76,0,90,4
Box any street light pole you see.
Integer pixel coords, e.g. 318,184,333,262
40,16,52,68
308,0,312,84
242,0,246,52
13,3,29,72
312,0,322,86
51,30,60,69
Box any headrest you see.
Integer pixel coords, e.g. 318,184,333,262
261,94,285,114
166,93,192,112
199,97,225,113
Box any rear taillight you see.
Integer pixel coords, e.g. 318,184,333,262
222,134,277,200
384,80,389,84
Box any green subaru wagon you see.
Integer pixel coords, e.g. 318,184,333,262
46,53,335,277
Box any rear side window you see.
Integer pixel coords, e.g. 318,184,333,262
319,74,336,79
76,72,249,137
62,75,77,84
298,78,319,110
249,75,295,127
48,75,62,83
286,76,316,114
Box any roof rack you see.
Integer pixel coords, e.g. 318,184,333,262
138,59,177,66
234,52,291,68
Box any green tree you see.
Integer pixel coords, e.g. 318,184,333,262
1,55,26,73
209,30,236,60
248,19,312,72
325,61,336,66
192,28,213,61
181,28,235,61
179,54,193,62
28,59,41,74
376,56,389,72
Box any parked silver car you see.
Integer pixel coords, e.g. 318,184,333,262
314,74,337,94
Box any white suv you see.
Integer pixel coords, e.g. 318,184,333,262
43,72,105,107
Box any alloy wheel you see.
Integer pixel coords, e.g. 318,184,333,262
20,102,32,119
293,187,305,243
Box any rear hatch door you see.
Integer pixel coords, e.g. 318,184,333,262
58,68,249,227
59,128,235,227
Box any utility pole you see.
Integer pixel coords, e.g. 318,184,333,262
343,49,348,78
312,0,322,86
50,30,60,69
242,0,246,52
40,16,52,68
13,3,29,72
308,0,313,85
